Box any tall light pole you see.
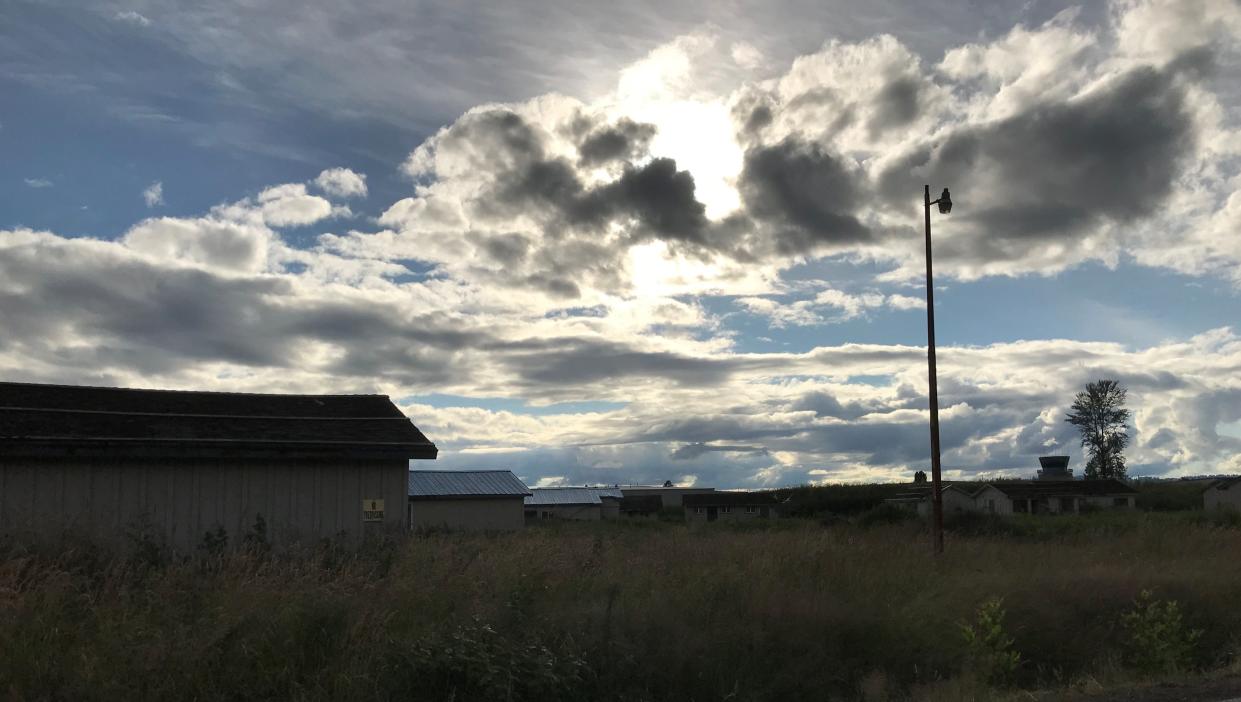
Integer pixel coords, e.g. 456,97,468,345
924,185,951,556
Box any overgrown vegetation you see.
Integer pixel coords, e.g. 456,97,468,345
1,512,1239,701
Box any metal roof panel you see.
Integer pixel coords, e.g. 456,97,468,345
408,470,531,497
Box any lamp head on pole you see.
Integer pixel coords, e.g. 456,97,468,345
937,188,952,214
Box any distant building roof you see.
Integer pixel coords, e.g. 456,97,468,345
0,381,436,459
885,483,979,502
622,485,715,492
984,479,1136,498
1205,476,1241,491
407,470,530,498
683,491,782,507
524,487,624,506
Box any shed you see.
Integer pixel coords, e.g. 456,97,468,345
1203,477,1241,511
407,470,530,531
524,487,623,521
683,491,781,522
0,381,436,550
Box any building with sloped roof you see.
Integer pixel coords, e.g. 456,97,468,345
1203,477,1241,512
683,491,782,522
524,487,624,521
0,381,436,550
407,470,530,531
973,479,1137,514
885,483,981,517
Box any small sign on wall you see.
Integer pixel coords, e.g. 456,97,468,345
363,498,385,522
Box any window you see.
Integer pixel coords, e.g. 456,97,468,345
1113,497,1129,507
746,505,757,514
1013,499,1029,513
693,507,704,514
720,506,732,513
987,499,995,514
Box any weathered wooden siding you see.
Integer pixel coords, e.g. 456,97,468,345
0,458,407,551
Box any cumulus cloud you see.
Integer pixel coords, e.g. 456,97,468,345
24,178,52,188
143,181,163,207
737,287,924,327
314,167,367,198
3,0,1241,489
255,183,335,227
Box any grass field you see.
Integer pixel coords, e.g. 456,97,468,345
2,510,1240,701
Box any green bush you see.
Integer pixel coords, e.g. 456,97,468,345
959,598,1021,685
1119,590,1203,675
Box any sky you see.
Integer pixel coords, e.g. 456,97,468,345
3,0,1241,488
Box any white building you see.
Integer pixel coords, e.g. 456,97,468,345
1203,477,1241,511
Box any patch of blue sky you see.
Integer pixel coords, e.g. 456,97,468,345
545,305,608,319
711,259,1239,354
399,393,627,416
383,259,439,285
0,5,430,242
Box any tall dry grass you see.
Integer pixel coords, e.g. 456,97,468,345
1,513,1239,701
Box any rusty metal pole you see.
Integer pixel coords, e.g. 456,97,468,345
924,184,945,556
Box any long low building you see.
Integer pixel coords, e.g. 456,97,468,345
619,485,716,508
886,479,1138,515
407,470,530,531
524,487,623,520
684,491,782,522
0,381,437,550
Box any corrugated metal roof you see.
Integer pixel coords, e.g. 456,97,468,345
0,381,436,459
408,470,530,497
524,487,623,506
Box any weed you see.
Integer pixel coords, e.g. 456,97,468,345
960,597,1021,685
1119,590,1203,675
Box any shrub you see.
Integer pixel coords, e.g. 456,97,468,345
198,526,228,557
959,597,1021,685
242,514,270,553
1119,590,1203,675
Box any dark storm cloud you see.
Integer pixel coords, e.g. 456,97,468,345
501,338,741,388
598,158,709,243
577,118,657,166
876,65,1195,262
471,109,709,246
0,236,486,386
739,137,872,255
671,442,770,460
791,391,871,419
867,76,920,137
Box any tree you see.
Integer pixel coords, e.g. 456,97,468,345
914,470,928,484
1065,379,1130,480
